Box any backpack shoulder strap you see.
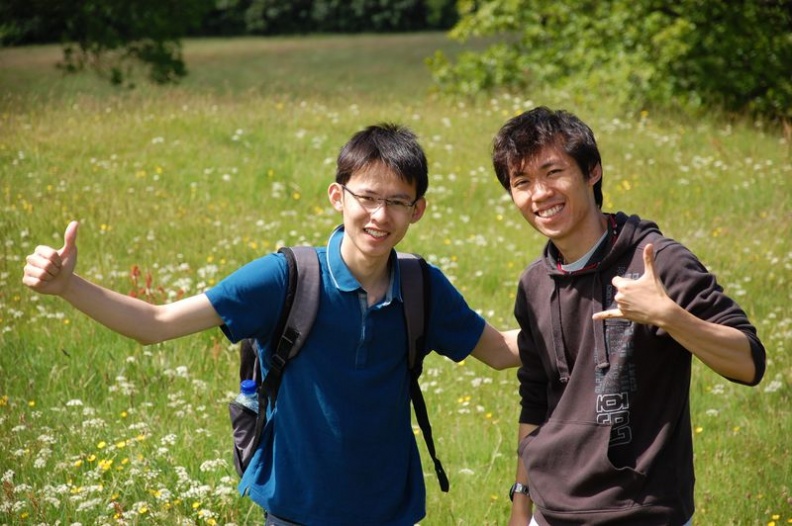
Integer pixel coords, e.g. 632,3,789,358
275,246,321,361
262,246,321,406
239,246,321,477
398,253,450,492
397,252,427,369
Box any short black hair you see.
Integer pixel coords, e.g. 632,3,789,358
336,123,428,199
492,107,603,208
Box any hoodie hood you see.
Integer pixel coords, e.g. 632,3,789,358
542,212,663,277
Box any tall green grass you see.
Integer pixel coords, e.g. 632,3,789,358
1,33,790,525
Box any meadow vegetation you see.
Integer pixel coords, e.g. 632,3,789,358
0,33,789,525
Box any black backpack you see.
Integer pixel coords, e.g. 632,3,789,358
228,246,450,491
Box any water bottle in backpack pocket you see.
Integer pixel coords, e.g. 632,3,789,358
235,379,259,412
229,376,262,477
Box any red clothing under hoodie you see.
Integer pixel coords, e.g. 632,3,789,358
515,212,765,525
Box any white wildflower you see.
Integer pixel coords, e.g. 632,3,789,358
763,380,783,393
199,459,228,472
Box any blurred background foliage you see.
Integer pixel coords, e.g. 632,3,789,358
0,0,459,86
1,0,790,119
428,0,792,121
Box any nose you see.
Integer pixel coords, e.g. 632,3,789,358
368,200,389,217
531,179,553,200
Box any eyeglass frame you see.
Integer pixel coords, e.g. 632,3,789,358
339,184,420,214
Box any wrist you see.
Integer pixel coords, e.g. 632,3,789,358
509,481,530,501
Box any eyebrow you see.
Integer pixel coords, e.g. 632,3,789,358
538,156,567,170
517,156,566,175
355,186,414,199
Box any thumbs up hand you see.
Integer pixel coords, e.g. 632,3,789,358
592,243,674,325
23,221,80,296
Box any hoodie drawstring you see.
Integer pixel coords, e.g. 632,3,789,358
592,272,610,370
550,281,571,384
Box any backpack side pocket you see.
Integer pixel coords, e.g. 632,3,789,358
229,400,263,477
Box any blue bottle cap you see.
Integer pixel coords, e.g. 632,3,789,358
240,379,257,395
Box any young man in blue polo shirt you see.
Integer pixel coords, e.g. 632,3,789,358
23,123,520,525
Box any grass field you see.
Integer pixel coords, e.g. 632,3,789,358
1,33,790,525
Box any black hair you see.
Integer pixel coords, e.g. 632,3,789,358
492,107,603,208
336,123,428,199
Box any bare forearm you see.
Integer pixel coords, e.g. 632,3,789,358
471,326,521,370
62,275,220,345
659,304,755,384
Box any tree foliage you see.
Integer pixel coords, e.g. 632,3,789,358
1,0,458,85
237,0,457,35
428,0,792,120
1,0,212,86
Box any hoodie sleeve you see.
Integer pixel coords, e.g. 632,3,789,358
651,239,766,386
515,282,552,425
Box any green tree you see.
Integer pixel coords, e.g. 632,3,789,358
241,0,457,34
1,0,212,86
428,0,792,120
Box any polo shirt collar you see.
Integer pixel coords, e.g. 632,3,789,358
326,225,401,304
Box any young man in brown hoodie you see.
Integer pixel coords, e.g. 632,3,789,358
493,107,765,525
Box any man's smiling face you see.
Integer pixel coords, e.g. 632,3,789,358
509,143,603,261
329,161,425,266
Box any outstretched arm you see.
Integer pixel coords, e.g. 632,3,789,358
23,221,223,345
592,243,756,384
470,325,521,370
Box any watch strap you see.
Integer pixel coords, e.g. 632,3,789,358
509,482,530,501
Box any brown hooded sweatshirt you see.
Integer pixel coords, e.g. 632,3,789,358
515,212,765,525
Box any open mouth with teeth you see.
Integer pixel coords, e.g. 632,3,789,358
536,204,564,218
365,228,388,239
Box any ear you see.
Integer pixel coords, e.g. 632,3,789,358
409,197,427,224
328,183,344,212
587,163,603,187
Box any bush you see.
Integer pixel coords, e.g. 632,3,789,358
429,0,792,121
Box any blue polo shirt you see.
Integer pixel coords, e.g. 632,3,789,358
206,226,485,525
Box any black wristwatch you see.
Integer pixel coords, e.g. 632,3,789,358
509,482,530,501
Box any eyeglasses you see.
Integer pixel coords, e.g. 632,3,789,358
340,184,419,214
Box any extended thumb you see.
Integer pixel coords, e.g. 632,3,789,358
61,221,80,254
642,243,655,274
